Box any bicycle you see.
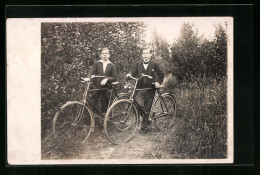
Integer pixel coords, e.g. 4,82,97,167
52,75,130,144
104,74,177,144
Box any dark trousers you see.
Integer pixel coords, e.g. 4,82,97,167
91,90,110,114
134,89,155,126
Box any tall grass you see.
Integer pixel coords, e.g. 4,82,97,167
161,75,227,159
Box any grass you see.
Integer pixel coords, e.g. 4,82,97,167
155,74,228,159
41,129,87,159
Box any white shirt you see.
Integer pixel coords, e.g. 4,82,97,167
143,59,150,70
98,59,111,73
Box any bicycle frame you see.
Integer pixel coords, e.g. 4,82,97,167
150,91,170,120
82,78,121,119
127,75,170,121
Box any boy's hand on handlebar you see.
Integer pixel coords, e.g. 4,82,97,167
147,75,153,79
154,82,162,88
141,73,153,79
83,77,91,82
91,75,96,79
126,74,131,78
101,78,108,85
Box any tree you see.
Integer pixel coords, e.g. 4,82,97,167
150,29,172,75
169,23,227,80
211,24,227,77
170,23,203,80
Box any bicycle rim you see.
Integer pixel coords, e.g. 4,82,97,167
53,102,93,145
104,99,139,144
154,95,176,131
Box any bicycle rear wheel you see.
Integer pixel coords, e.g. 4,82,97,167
104,99,139,144
53,102,93,144
154,94,176,131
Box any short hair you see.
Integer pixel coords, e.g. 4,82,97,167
141,47,152,54
100,47,110,54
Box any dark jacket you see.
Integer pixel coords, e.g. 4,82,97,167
87,60,116,88
130,60,164,89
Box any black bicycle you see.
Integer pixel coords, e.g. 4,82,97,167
104,74,177,144
52,76,130,144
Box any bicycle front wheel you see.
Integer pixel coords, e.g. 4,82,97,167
154,94,176,131
53,101,93,144
104,99,139,144
98,93,131,127
113,93,131,103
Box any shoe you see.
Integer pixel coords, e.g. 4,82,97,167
141,125,151,134
143,119,151,127
141,127,148,134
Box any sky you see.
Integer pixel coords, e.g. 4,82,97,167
142,17,232,44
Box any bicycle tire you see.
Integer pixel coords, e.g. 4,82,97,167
154,94,176,131
104,99,139,144
53,101,94,144
112,93,131,103
97,93,130,127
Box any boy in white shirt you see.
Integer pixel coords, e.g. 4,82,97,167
84,48,116,115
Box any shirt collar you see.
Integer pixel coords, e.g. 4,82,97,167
98,59,111,64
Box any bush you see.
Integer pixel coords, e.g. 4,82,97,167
161,74,179,92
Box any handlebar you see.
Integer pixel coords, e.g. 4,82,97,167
127,74,153,81
92,75,106,78
126,75,163,89
80,75,107,82
152,83,164,89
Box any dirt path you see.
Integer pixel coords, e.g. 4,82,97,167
76,123,172,159
42,117,180,160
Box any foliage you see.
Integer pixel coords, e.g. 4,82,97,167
170,23,227,80
150,30,173,75
153,24,229,157
203,24,227,78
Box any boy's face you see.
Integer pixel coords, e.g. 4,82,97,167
142,49,152,61
100,49,110,61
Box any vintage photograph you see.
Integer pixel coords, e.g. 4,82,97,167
7,17,233,164
40,17,233,162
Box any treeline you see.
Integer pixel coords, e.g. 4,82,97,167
152,23,227,81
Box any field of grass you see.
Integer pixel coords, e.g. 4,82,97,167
158,75,227,159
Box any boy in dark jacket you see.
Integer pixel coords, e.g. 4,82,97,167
126,47,164,133
84,48,116,114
